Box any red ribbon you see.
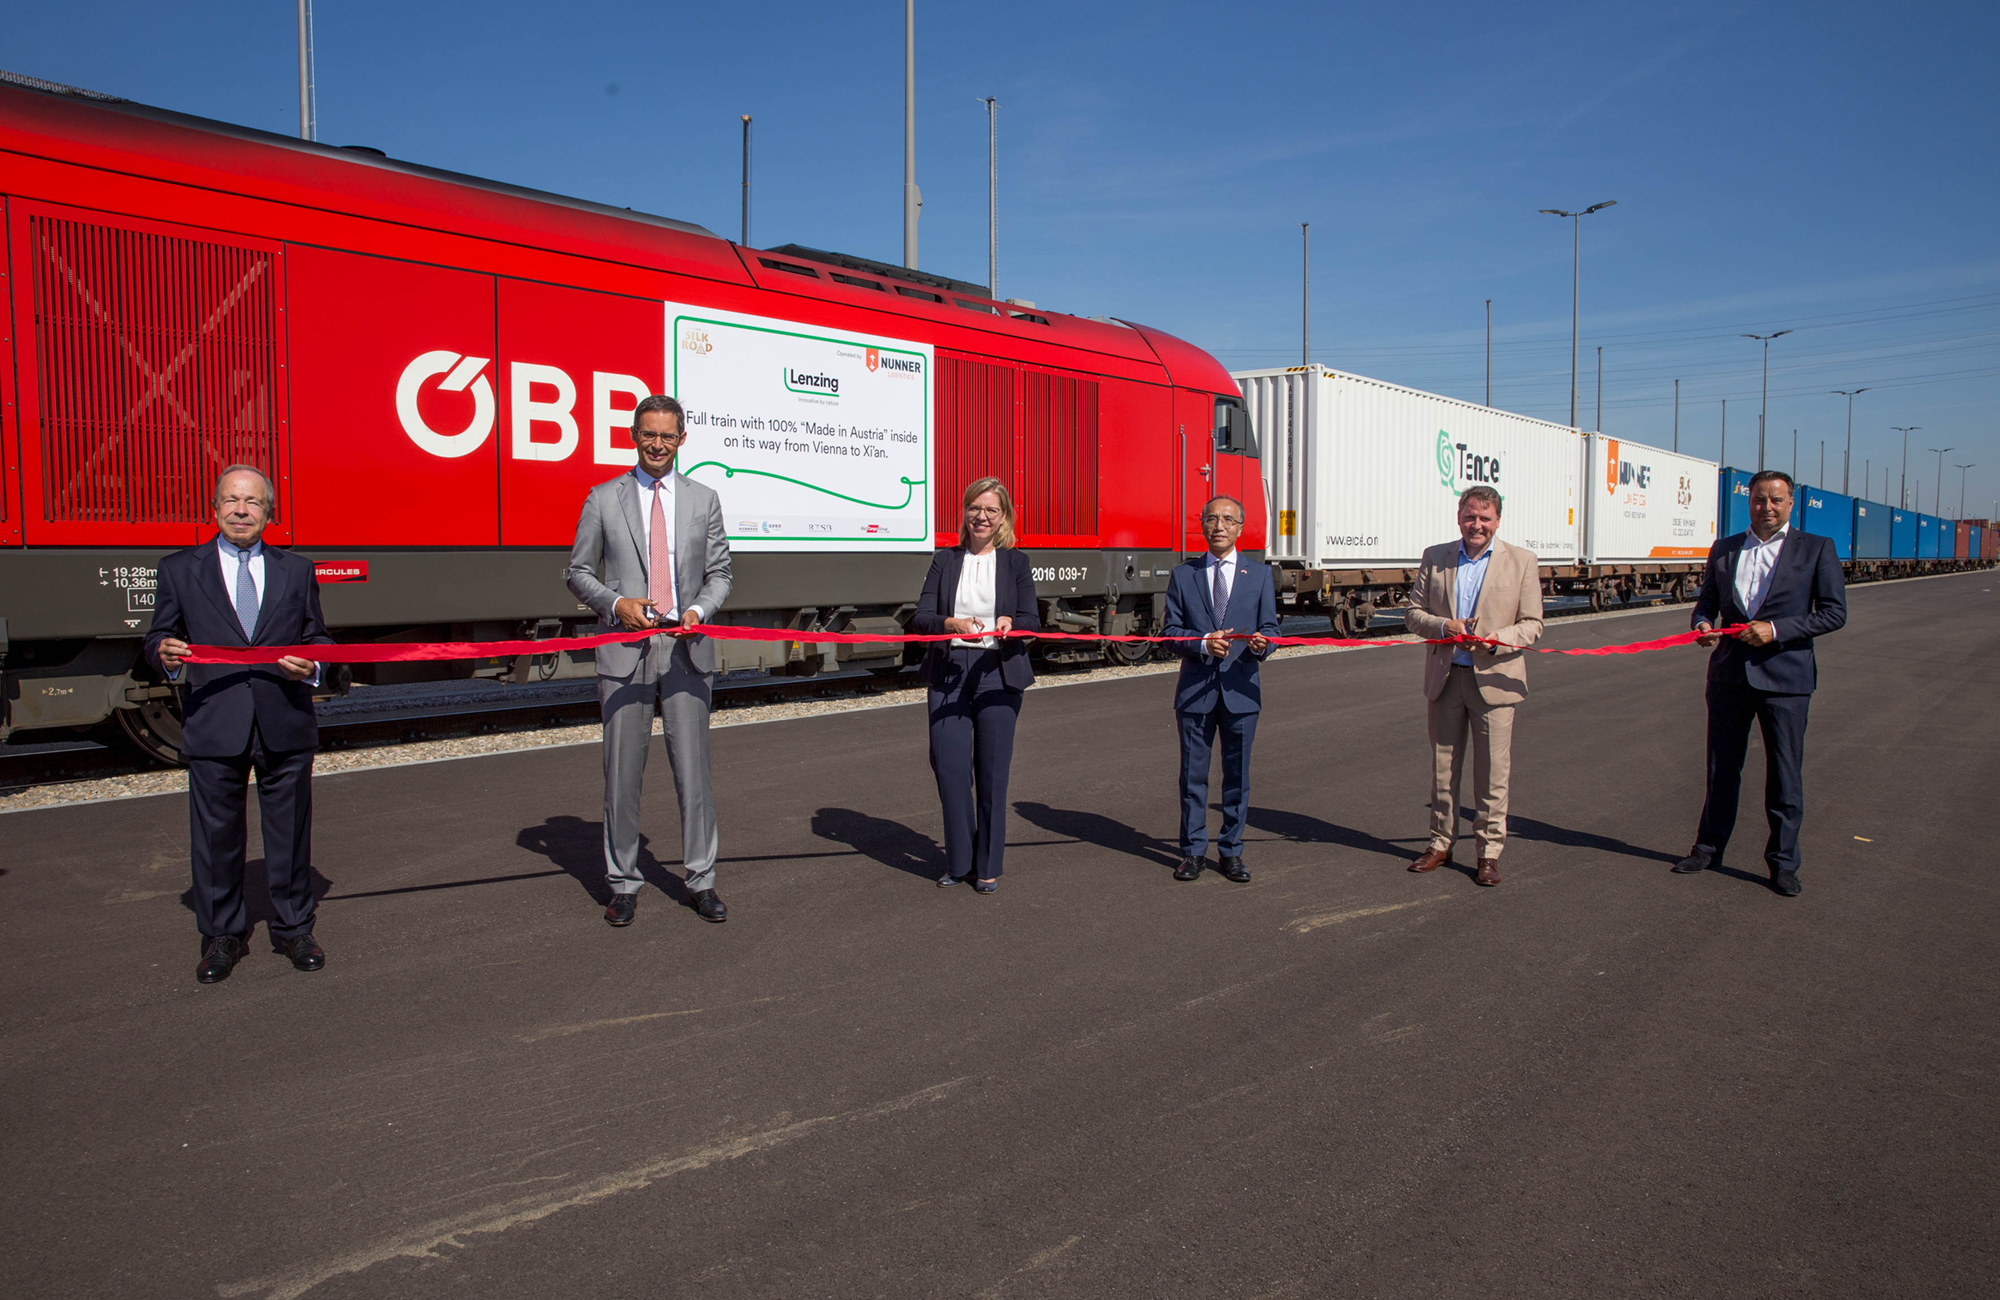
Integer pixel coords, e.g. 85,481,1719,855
179,623,1747,665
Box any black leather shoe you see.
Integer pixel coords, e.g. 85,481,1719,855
1173,857,1206,882
690,889,728,922
283,933,325,972
605,893,637,926
1672,848,1714,874
1217,855,1251,883
1772,870,1802,897
938,872,965,888
196,935,244,984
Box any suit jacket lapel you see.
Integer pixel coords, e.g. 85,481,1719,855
617,474,646,580
1196,559,1218,627
1441,547,1458,618
1469,543,1502,627
941,547,965,617
193,538,248,645
1722,535,1750,621
1222,560,1256,627
673,473,693,604
251,547,292,643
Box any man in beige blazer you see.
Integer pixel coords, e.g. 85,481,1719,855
1402,485,1544,885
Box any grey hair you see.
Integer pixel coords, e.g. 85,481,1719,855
1458,485,1503,517
214,464,277,518
1202,494,1246,520
631,394,685,433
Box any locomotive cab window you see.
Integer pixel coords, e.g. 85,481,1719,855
1215,397,1255,455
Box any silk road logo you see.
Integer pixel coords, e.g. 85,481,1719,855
396,351,494,458
1437,429,1502,492
680,326,714,355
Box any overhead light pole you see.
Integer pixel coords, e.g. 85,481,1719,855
1485,298,1492,406
903,0,918,269
1929,446,1953,518
740,115,751,246
296,0,316,142
1538,200,1615,429
1891,425,1918,508
1673,378,1679,452
1595,346,1603,433
1956,464,1976,520
1743,329,1793,470
1302,223,1310,366
1720,398,1728,467
978,96,997,299
1833,389,1869,495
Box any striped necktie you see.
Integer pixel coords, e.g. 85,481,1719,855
1212,558,1228,623
232,546,260,640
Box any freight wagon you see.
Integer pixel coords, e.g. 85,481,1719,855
1717,470,1990,582
0,75,1262,760
1237,365,1717,626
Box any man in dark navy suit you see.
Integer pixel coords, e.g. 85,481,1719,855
147,466,333,982
1675,469,1847,896
1162,495,1281,883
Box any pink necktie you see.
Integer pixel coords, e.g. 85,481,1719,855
649,481,673,616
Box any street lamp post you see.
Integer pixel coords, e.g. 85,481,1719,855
1891,425,1919,508
740,116,751,246
1485,299,1492,406
296,0,316,142
1742,330,1793,469
1833,389,1869,495
1929,447,1954,519
1673,378,1679,452
1956,464,1976,520
903,0,918,268
978,97,997,299
1595,346,1603,433
1538,201,1616,429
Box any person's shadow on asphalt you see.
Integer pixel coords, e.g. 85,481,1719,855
1010,802,1180,870
1246,806,1415,865
515,814,688,906
810,807,945,881
178,859,334,951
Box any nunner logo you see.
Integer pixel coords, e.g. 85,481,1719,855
1605,440,1651,494
784,368,840,397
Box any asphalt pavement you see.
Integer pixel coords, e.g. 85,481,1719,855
3,571,1995,1300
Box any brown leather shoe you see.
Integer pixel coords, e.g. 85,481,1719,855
1475,858,1501,886
1408,848,1451,873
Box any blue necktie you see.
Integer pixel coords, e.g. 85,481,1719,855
1212,559,1228,624
233,547,260,640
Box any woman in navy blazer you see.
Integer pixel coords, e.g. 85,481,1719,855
912,478,1039,892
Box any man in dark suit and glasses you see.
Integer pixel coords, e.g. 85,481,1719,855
1675,469,1847,896
1163,495,1280,883
147,466,334,983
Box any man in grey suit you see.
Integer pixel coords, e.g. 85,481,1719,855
566,394,734,926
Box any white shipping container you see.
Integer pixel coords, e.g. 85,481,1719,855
1237,366,1582,568
1582,435,1718,562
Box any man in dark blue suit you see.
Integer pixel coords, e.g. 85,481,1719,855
146,466,333,982
1162,495,1281,883
1675,470,1847,896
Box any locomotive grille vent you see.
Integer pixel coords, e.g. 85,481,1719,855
29,213,280,524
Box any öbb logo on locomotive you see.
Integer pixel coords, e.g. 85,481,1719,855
396,351,653,466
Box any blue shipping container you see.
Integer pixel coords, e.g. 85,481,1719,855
1890,509,1917,558
1720,467,1752,537
1800,488,1855,558
1972,526,1984,561
1918,514,1941,558
1852,499,1891,559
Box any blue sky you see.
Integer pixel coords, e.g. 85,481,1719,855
9,1,1997,516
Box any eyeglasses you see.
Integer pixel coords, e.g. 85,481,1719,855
633,430,685,446
1201,514,1244,527
965,506,1004,519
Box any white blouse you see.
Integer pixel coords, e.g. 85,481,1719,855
951,549,1000,648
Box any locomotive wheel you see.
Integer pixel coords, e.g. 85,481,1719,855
114,695,186,767
1102,637,1153,667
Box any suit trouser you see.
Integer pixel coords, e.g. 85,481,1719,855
1177,705,1259,858
1696,681,1811,872
186,721,317,945
600,638,719,895
1427,664,1515,859
927,646,1022,881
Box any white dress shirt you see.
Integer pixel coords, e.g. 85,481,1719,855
1208,549,1238,614
632,467,700,623
951,549,1000,648
1734,523,1789,619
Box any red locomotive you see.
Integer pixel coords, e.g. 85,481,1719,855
0,76,1264,761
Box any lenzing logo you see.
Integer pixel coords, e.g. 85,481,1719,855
784,368,840,397
1437,428,1501,491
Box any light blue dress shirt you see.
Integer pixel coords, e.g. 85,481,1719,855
1451,541,1492,667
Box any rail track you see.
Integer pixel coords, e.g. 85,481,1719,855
0,595,1678,795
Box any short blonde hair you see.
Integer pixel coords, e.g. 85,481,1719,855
961,477,1016,549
